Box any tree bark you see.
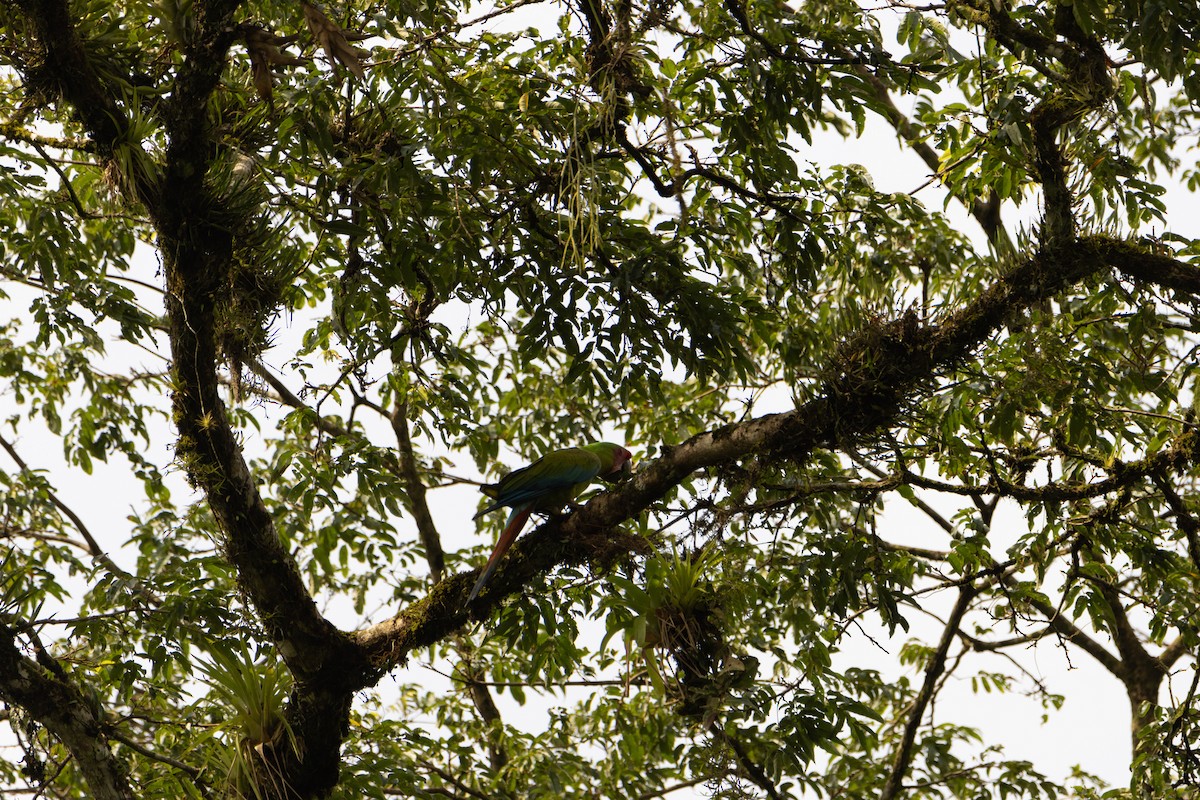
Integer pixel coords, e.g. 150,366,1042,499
0,622,135,800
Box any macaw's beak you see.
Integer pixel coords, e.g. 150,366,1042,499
603,458,633,483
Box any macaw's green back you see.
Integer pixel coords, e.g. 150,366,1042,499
468,442,633,602
476,442,631,517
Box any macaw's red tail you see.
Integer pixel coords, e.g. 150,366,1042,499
467,505,533,602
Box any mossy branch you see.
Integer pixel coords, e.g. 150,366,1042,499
355,236,1198,667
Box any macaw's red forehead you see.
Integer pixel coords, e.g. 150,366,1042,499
591,442,632,471
605,445,631,463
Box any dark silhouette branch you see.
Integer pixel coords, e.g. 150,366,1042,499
852,66,1008,249
633,777,711,800
106,727,209,790
717,726,785,800
885,433,1200,503
461,658,508,772
29,139,92,219
415,760,492,800
723,0,872,66
876,539,954,561
391,399,446,580
1160,636,1191,670
956,0,1113,247
880,585,976,800
391,396,509,765
853,456,957,533
1090,579,1169,741
247,359,351,439
0,432,107,560
962,626,1058,651
616,125,813,224
1020,582,1126,676
1151,472,1200,573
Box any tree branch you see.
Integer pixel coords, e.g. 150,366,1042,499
146,3,371,797
953,0,1068,64
1019,582,1125,677
633,776,710,800
1091,579,1167,725
852,66,1008,249
461,657,508,771
246,359,350,440
106,727,209,791
1151,472,1200,571
0,432,158,604
988,1,1111,247
880,585,975,800
0,620,134,800
11,0,131,159
391,400,446,580
894,431,1200,503
1159,636,1191,670
853,456,956,533
716,726,785,800
0,122,95,153
353,236,1189,666
723,0,871,66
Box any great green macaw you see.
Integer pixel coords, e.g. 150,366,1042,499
468,442,633,601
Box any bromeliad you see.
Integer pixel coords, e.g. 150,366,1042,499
468,442,633,602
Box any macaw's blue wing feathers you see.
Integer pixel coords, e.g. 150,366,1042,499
468,442,633,602
473,448,604,518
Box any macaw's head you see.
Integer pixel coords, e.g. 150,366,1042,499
587,442,633,483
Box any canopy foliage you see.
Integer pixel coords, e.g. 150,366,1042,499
2,0,1200,797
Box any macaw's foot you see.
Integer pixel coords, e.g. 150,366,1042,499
546,502,584,521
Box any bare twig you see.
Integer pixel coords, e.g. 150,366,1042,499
0,432,157,604
106,727,209,789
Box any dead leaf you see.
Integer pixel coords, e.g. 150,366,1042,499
300,1,368,80
241,24,309,104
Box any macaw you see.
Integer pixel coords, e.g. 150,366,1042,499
468,442,633,602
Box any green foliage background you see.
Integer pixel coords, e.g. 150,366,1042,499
1,0,1200,797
